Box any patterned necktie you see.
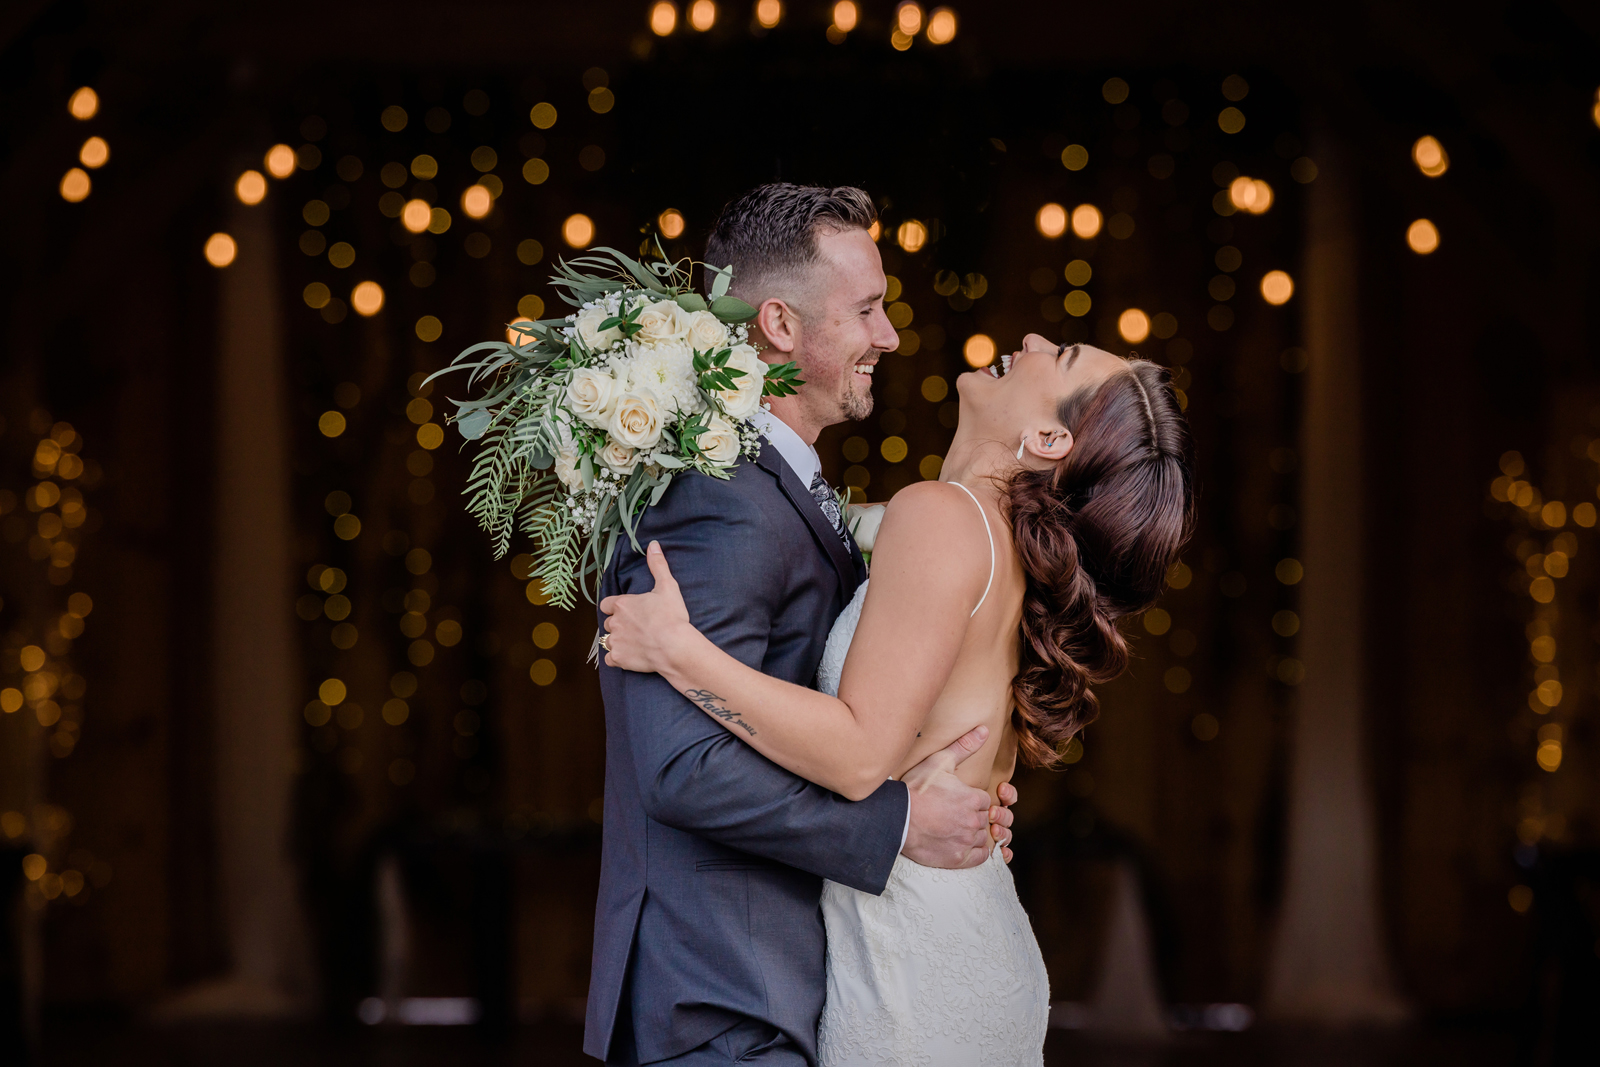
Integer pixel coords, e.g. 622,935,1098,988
809,471,850,546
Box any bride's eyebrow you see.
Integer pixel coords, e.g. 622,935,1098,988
1056,343,1082,369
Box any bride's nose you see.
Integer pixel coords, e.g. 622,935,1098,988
1020,333,1053,352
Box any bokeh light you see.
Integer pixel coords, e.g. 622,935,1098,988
832,1,859,32
401,199,432,233
1260,270,1294,305
896,2,924,34
461,185,493,219
1229,176,1273,214
529,102,557,129
68,86,98,120
265,144,297,178
896,219,927,252
204,233,237,267
756,0,782,27
1412,135,1449,177
1061,144,1088,170
658,208,686,238
925,6,957,43
59,168,90,202
1407,218,1440,254
351,281,385,317
1118,308,1151,343
235,169,267,205
689,0,716,30
1070,203,1102,238
963,334,996,368
1035,203,1067,238
78,137,109,169
563,213,596,247
650,1,677,34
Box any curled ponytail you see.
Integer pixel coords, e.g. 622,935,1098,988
1005,355,1195,768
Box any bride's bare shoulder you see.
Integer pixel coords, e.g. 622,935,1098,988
873,482,993,577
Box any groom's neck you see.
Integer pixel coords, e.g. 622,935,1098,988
761,394,823,446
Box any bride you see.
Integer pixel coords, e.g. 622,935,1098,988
600,333,1194,1065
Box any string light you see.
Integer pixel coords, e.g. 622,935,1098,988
78,137,109,169
1412,135,1449,177
1070,204,1102,238
1035,203,1067,238
68,86,99,120
563,214,596,247
204,233,237,267
401,199,432,233
1260,270,1294,305
896,2,924,34
689,0,716,30
461,185,493,219
832,1,858,32
351,281,385,317
925,7,957,44
649,1,677,34
59,169,90,203
265,144,297,178
1407,218,1440,254
755,0,782,27
235,170,267,205
963,334,995,368
658,209,685,238
1118,308,1151,343
896,219,927,252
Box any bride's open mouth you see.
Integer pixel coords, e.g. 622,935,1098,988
985,352,1013,379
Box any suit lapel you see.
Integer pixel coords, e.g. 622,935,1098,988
753,439,862,603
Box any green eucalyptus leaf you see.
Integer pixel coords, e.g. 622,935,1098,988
457,408,493,440
675,293,708,313
710,295,757,322
709,265,733,301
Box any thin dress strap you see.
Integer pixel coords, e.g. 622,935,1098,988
949,482,995,617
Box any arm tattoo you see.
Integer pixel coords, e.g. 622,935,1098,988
684,689,756,736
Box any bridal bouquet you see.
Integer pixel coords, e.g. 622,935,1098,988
431,248,802,610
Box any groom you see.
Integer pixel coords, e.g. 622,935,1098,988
585,184,1015,1066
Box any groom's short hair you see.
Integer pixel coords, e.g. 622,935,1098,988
705,183,877,303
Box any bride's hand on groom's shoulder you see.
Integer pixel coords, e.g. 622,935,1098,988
599,541,695,674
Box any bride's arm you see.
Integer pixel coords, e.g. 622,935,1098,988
600,482,990,801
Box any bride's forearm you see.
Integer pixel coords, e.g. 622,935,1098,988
656,622,911,801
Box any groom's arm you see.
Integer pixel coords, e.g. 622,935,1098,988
603,472,907,894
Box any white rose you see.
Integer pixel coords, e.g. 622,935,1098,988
574,305,624,351
685,310,730,353
598,439,640,474
566,368,620,427
696,413,740,465
846,503,887,553
607,390,665,450
553,446,583,491
715,343,767,421
634,299,689,343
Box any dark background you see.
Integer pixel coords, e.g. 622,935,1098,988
2,1,1599,1063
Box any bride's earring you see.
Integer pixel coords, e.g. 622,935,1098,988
1016,436,1028,461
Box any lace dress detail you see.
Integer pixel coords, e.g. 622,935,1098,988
812,493,1049,1064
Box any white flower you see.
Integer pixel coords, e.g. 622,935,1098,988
697,413,740,465
554,447,583,491
574,305,624,351
608,390,665,450
621,340,704,417
598,439,640,474
634,298,690,343
566,367,621,427
846,503,887,553
715,343,767,421
685,310,730,353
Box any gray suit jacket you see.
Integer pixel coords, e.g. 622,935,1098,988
583,440,909,1064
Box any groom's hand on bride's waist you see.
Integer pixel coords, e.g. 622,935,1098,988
900,725,1017,869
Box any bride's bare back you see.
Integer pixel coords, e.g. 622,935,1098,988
840,482,1024,804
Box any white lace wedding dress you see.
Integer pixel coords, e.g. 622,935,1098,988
813,483,1049,1066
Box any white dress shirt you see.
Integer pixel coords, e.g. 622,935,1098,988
752,406,912,852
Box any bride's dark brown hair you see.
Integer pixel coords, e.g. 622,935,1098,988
1006,348,1195,768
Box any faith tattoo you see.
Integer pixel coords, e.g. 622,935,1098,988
684,689,756,736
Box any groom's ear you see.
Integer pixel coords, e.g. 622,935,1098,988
754,297,800,355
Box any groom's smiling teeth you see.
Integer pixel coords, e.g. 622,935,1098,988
853,363,875,376
986,352,1013,379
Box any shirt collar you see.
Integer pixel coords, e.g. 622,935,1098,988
750,407,821,487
